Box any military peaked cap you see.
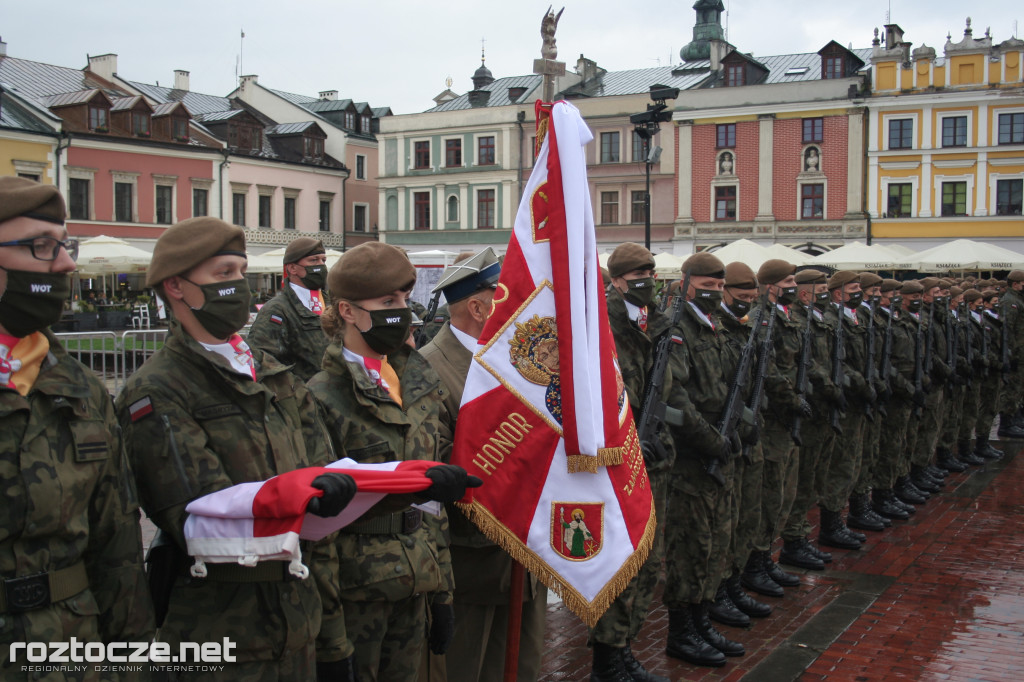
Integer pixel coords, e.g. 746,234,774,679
432,247,501,304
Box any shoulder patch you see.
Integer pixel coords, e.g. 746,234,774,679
270,314,284,325
128,396,153,422
433,316,445,324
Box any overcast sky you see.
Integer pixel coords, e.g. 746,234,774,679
3,0,1020,115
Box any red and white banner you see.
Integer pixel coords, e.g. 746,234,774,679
450,101,654,626
183,459,441,579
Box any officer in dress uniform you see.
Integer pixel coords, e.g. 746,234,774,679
247,237,330,382
0,177,154,682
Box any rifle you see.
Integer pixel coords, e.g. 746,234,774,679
717,305,765,459
415,290,443,348
864,300,877,420
741,294,779,460
912,313,925,418
964,310,974,387
946,307,958,390
790,304,814,445
980,313,989,378
636,269,690,473
1002,306,1011,385
925,301,935,377
830,306,845,434
881,304,895,404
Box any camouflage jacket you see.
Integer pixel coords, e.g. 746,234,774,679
114,321,348,661
246,285,330,383
981,310,1004,375
999,288,1024,359
1,332,153,681
790,304,838,413
924,305,953,382
418,302,450,347
307,342,455,605
756,303,804,423
857,303,889,395
826,304,873,407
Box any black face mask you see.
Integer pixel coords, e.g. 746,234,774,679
727,298,751,318
691,288,722,315
299,265,327,291
869,295,881,306
183,277,251,341
776,286,798,306
623,277,656,308
355,305,412,356
907,299,923,313
0,268,71,337
814,292,830,310
844,291,863,309
891,296,903,310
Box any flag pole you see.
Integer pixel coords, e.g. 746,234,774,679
502,561,525,682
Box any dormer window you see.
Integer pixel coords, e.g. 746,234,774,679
726,64,745,87
235,124,262,153
823,56,844,79
304,136,324,160
89,105,109,132
361,116,370,134
133,112,151,137
172,118,189,142
345,112,355,129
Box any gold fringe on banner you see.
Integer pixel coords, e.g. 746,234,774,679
565,447,624,473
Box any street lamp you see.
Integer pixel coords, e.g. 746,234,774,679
630,85,679,250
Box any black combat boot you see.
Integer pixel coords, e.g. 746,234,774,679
806,542,834,563
872,489,910,520
975,441,1004,460
779,537,825,570
666,607,726,667
692,603,745,657
894,475,927,505
926,464,949,479
708,581,750,627
863,500,892,527
620,642,669,682
740,551,784,598
936,447,968,472
726,574,772,618
818,508,862,550
909,466,941,493
764,552,801,587
958,440,986,466
998,413,1024,438
590,642,631,682
847,494,885,532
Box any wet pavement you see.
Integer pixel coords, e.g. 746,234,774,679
538,438,1024,681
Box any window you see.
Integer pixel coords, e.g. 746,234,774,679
477,189,495,229
823,56,844,79
632,131,647,163
361,116,371,135
345,112,355,129
232,193,246,226
319,200,331,232
998,113,1024,145
414,141,430,169
447,195,459,222
600,191,619,224
173,118,189,141
631,190,647,224
414,192,431,230
69,178,90,220
155,185,173,224
802,118,823,143
942,116,968,147
114,182,133,222
284,197,296,229
726,63,744,87
236,124,262,153
258,195,272,228
89,105,108,132
801,183,824,219
356,155,366,179
354,205,367,231
996,179,1022,216
445,139,462,167
715,186,737,220
600,132,620,163
888,119,913,149
132,112,150,137
717,124,736,148
478,136,495,165
304,137,324,160
192,188,208,217
941,182,967,216
887,184,912,217
17,173,40,182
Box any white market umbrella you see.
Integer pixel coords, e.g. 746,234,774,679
812,241,912,270
906,239,1024,272
75,235,152,275
707,239,774,270
653,251,683,278
246,247,344,274
763,243,817,266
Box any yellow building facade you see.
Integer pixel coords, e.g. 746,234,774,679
0,88,60,184
867,21,1024,247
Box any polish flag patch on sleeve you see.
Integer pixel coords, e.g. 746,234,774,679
270,314,284,325
129,396,153,422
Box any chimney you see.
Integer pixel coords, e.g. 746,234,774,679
576,54,601,83
467,89,492,107
0,36,7,57
239,74,258,93
508,86,527,102
708,39,729,73
87,53,118,81
319,90,338,101
174,69,190,91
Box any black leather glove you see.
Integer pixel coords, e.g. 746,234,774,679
428,602,455,655
739,420,760,448
797,397,813,418
913,389,927,408
729,431,742,456
922,374,932,391
307,473,357,517
416,465,483,504
316,655,360,681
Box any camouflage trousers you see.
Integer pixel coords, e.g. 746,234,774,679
853,409,883,495
345,594,426,682
591,467,668,645
665,457,727,606
976,376,1003,443
758,424,799,549
730,447,764,573
158,643,316,682
781,419,835,541
912,386,945,467
819,411,866,512
875,401,913,489
997,365,1024,412
958,379,982,442
709,457,740,591
939,384,966,450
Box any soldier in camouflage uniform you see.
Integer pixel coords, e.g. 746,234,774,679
914,278,962,479
117,217,364,681
973,289,1007,459
308,241,480,682
0,177,154,682
937,286,983,470
997,270,1024,437
963,288,1004,462
246,237,330,382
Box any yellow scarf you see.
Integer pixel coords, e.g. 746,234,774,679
0,332,50,396
378,357,402,407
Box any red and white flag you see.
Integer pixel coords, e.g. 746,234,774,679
450,101,655,626
183,458,442,579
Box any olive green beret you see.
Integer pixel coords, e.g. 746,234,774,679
328,242,416,301
795,268,827,285
880,278,902,292
827,270,859,291
681,251,725,278
938,278,953,289
1007,270,1024,282
963,288,982,303
283,237,325,264
858,272,883,288
601,267,611,287
900,280,924,294
756,258,796,285
607,243,655,278
949,286,963,297
0,176,66,225
668,280,681,296
919,277,941,290
725,261,757,289
981,288,999,299
147,217,246,287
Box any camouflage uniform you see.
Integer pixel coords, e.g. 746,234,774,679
938,312,970,452
116,321,340,681
878,308,919,489
307,342,453,682
975,310,1004,442
999,287,1024,413
914,304,951,468
418,303,449,348
957,311,985,445
1,333,154,682
852,303,887,497
246,285,330,382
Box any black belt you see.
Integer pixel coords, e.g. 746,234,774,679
344,508,423,535
1,563,89,613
